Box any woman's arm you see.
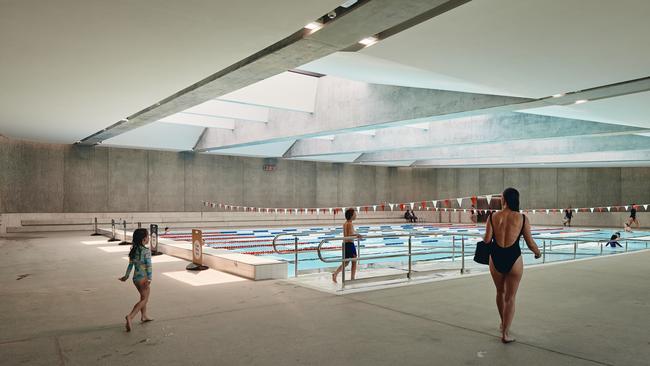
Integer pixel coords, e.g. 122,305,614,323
522,216,542,258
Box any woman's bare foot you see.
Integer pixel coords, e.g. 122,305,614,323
331,273,337,283
501,332,515,344
125,316,132,332
141,317,154,323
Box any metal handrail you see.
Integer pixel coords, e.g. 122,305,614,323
270,230,408,277
316,233,467,287
270,228,650,284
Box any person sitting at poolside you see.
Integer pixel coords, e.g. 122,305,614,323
404,210,412,222
606,234,623,248
470,205,477,224
563,207,573,227
409,209,418,223
624,222,633,233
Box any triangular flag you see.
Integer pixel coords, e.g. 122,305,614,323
316,208,320,216
624,205,629,211
410,202,415,209
607,206,611,212
388,203,394,210
590,208,594,213
356,206,360,213
486,195,492,204
532,209,536,214
545,209,550,214
432,200,437,208
574,208,578,213
372,205,377,212
463,209,467,213
644,204,648,210
457,198,463,206
328,208,332,214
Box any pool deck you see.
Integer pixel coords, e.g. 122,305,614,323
1,231,648,365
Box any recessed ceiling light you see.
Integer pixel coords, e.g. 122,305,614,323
552,93,565,98
304,22,322,33
358,36,379,47
574,99,588,104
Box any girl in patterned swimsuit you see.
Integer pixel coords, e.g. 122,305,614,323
119,228,153,332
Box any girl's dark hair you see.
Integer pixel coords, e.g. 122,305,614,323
502,187,520,212
129,228,149,260
345,208,355,221
610,234,617,241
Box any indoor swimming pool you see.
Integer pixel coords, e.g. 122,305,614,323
161,224,650,277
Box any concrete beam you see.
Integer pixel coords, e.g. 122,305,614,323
283,113,646,158
413,149,650,167
78,0,473,145
196,74,650,152
194,77,532,151
357,135,650,162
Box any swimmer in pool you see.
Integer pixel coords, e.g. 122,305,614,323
332,208,362,283
483,188,541,344
606,234,622,248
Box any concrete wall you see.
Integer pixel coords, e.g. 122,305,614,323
1,137,649,213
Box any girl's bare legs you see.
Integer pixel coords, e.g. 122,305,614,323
488,258,506,331
140,286,152,322
501,257,524,343
125,281,149,331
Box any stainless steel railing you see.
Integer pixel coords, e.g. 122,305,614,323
271,229,412,277
316,233,470,288
272,229,650,286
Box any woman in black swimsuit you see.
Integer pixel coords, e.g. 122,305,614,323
483,188,542,343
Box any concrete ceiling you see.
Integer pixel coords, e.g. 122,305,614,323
0,0,341,143
305,0,650,99
2,0,650,168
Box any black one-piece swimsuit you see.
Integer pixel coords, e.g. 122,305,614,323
490,214,525,274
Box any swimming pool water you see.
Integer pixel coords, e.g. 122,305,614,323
161,224,650,277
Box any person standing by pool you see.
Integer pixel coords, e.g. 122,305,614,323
483,187,542,344
119,228,153,332
563,206,573,227
332,208,362,283
628,204,639,228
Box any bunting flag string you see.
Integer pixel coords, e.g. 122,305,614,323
200,195,648,217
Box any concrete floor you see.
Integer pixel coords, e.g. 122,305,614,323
1,232,648,366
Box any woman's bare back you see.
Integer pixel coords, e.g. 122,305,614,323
489,211,525,248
